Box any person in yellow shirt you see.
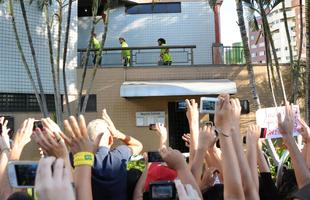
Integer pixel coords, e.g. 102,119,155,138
119,37,131,67
158,38,172,66
91,32,102,65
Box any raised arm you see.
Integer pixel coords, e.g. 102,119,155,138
228,98,259,199
154,123,168,148
102,109,143,155
191,125,216,184
298,118,310,168
278,103,310,189
246,124,260,190
257,140,270,173
159,147,202,199
214,94,245,200
185,99,199,165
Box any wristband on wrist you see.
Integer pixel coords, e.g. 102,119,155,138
73,152,94,167
215,127,229,137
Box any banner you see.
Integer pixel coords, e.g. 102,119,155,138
256,105,301,139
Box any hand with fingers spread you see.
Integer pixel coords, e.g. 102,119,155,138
175,179,201,200
63,115,96,154
154,123,168,148
185,99,199,124
199,125,217,151
278,102,295,138
298,118,310,143
0,117,11,152
35,157,75,200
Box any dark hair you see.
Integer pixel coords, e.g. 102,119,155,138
157,38,166,44
7,192,33,200
119,37,125,42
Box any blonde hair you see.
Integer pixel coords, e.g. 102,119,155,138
87,119,109,141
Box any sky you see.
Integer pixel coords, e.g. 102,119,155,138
220,0,242,46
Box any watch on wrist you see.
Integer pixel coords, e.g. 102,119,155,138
215,127,229,137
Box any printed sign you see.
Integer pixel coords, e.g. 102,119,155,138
256,105,301,139
136,112,165,127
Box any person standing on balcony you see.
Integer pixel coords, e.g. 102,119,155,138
158,38,172,66
91,32,102,65
119,37,131,67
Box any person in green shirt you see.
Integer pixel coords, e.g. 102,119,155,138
158,38,172,66
91,32,102,65
119,37,131,67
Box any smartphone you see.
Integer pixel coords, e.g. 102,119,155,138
243,128,267,144
149,181,176,200
200,97,250,114
148,151,164,163
149,123,164,131
8,161,38,188
177,100,187,111
33,120,43,131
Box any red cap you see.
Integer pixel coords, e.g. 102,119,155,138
144,162,178,191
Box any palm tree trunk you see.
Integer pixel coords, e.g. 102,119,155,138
19,0,49,117
259,0,288,103
56,0,64,124
293,0,304,102
282,1,297,103
305,0,310,123
81,2,110,114
44,0,62,125
62,0,73,116
235,0,261,109
76,0,99,115
264,27,278,107
9,0,44,114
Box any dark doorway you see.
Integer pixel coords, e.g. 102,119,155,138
168,102,189,153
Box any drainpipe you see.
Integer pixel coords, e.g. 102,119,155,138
213,0,223,64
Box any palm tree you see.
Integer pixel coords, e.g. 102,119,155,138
235,0,262,109
81,1,111,114
76,0,99,115
62,0,73,116
43,0,63,125
7,0,45,114
19,0,49,117
306,0,310,123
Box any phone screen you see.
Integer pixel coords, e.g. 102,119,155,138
148,151,164,163
15,164,38,186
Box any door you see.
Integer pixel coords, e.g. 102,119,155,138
168,102,189,153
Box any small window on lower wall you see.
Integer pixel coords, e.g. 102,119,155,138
80,95,97,112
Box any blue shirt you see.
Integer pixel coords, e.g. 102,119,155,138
92,145,132,200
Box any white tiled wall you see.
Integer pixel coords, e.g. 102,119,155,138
78,1,215,65
0,1,77,94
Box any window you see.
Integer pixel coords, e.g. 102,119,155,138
126,3,181,14
259,51,265,56
0,93,61,112
259,43,265,47
251,53,257,58
80,95,97,112
250,35,255,40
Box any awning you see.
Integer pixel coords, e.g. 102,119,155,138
120,79,237,97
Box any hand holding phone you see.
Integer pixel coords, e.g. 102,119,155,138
8,161,38,188
148,151,164,163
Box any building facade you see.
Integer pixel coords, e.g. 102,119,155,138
248,0,306,63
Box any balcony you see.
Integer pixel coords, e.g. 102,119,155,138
77,45,196,67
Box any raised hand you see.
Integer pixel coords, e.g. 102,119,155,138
35,157,74,200
198,125,217,151
154,123,167,148
298,118,310,143
214,94,233,134
175,179,201,200
63,115,96,154
246,124,260,143
101,109,122,139
182,133,191,148
12,118,35,148
159,147,186,171
278,102,295,138
0,117,10,151
185,99,199,124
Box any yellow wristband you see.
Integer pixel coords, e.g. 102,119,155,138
73,152,94,167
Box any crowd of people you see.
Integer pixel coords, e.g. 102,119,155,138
0,94,310,200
